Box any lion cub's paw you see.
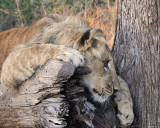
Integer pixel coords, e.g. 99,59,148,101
57,48,85,67
114,91,134,127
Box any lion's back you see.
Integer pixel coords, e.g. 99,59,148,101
0,14,88,75
0,28,28,74
0,15,64,75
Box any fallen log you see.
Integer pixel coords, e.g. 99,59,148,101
0,59,118,128
0,59,74,128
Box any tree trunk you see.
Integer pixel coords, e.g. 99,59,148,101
112,0,160,127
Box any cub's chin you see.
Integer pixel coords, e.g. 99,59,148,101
92,93,112,103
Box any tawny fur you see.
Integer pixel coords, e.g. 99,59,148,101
0,14,134,126
114,77,134,126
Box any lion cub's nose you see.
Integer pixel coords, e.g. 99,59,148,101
113,88,118,93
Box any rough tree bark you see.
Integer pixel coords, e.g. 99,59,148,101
113,0,160,127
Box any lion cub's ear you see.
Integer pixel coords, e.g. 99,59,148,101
79,29,104,51
80,30,90,45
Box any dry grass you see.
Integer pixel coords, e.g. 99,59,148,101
49,0,117,50
83,4,117,50
0,0,117,49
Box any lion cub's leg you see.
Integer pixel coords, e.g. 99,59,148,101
1,44,85,88
114,76,134,126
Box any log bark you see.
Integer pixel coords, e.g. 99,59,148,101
0,59,74,128
113,0,160,127
0,59,118,128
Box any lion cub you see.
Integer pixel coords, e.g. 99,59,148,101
0,14,134,126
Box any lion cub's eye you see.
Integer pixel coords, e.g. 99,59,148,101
103,61,109,71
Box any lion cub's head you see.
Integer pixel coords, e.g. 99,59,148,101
44,15,120,103
77,29,120,103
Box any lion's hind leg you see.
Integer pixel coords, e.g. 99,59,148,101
1,44,85,88
114,76,134,126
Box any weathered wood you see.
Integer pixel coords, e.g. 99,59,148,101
0,59,118,128
0,59,74,128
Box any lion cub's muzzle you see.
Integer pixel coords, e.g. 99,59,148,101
92,85,113,97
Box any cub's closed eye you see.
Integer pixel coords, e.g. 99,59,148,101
103,61,109,70
92,88,101,96
93,88,99,93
